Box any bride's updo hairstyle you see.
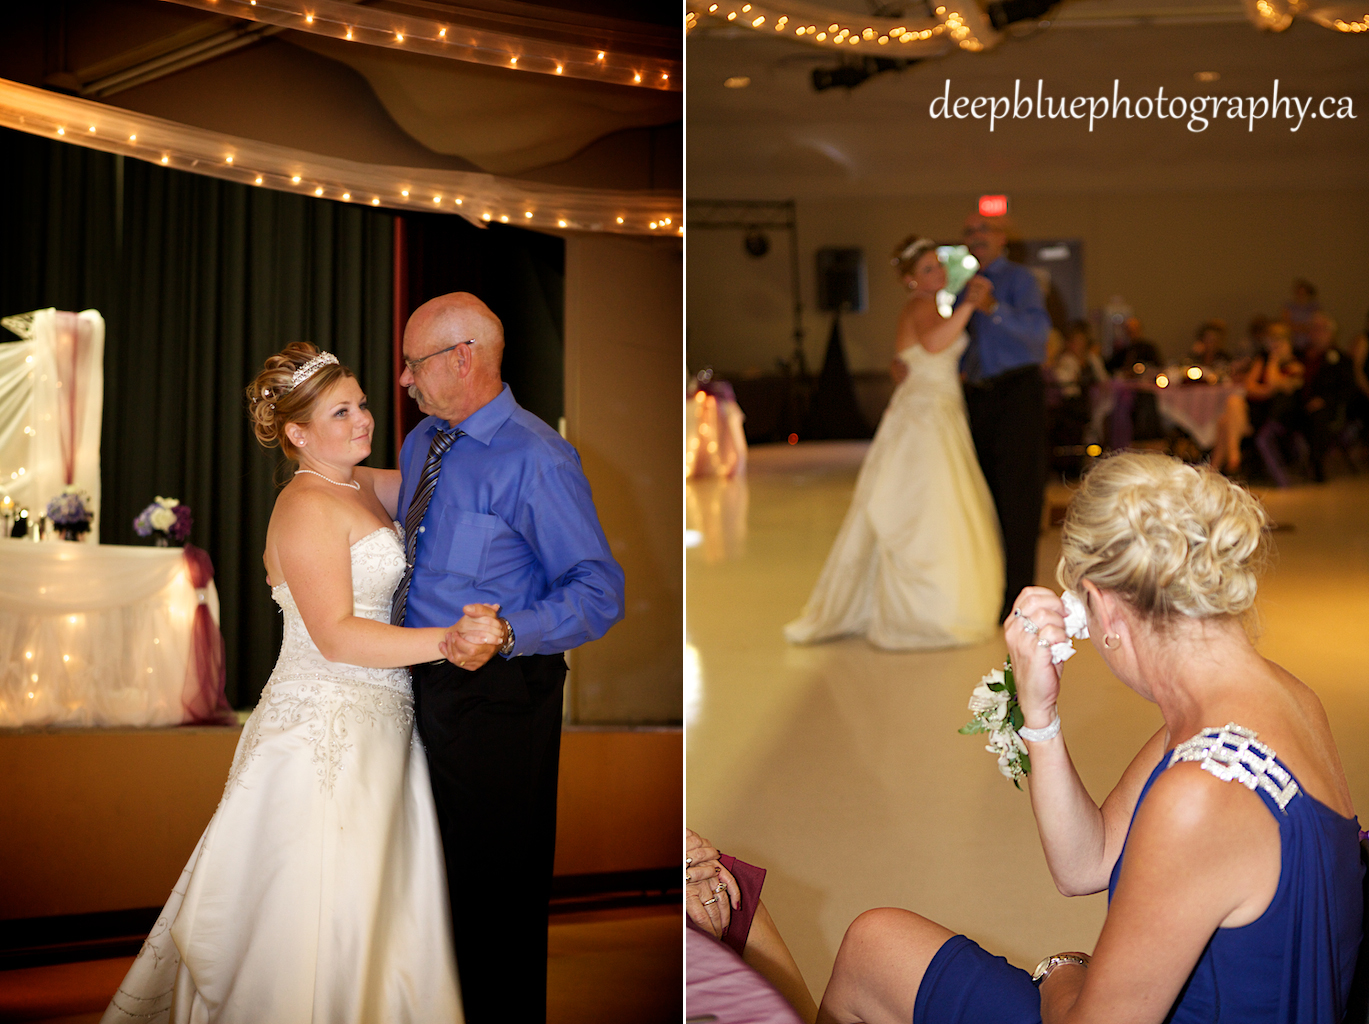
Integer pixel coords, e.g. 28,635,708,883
1057,452,1270,624
245,342,355,461
892,235,939,278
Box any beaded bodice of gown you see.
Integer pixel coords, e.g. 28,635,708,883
100,521,464,1024
892,332,968,401
268,526,410,695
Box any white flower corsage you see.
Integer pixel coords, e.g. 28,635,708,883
960,591,1090,787
959,661,1030,787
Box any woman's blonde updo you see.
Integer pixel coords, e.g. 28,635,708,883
245,342,356,460
1057,452,1270,622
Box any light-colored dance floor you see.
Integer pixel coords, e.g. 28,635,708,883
686,441,1369,1001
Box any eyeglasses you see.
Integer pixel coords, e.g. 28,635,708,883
403,339,474,374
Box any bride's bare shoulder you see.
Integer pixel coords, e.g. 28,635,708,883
270,480,355,538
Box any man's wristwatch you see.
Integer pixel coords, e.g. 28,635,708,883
497,617,515,657
1032,951,1091,986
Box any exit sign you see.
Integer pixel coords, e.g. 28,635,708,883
979,195,1009,217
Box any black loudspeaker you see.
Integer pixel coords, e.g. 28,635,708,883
816,247,867,313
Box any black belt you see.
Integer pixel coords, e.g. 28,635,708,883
965,364,1042,391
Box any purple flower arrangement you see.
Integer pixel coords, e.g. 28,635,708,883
46,489,94,539
134,497,193,545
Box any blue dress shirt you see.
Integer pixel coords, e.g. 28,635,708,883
958,256,1051,381
396,385,625,657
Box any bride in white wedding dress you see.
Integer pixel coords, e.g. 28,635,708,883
103,345,497,1023
785,237,1005,650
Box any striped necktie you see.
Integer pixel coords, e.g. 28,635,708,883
390,428,461,626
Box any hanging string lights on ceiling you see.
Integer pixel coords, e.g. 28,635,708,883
157,0,681,89
685,1,1000,54
0,80,681,236
1246,0,1369,31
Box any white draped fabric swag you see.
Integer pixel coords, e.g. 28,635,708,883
0,79,682,236
0,543,221,728
0,308,105,540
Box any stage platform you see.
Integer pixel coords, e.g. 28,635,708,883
0,724,680,929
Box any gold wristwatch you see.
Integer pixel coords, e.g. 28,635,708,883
498,617,516,656
1032,951,1091,986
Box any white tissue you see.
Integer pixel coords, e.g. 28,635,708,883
1062,590,1089,639
1047,591,1090,664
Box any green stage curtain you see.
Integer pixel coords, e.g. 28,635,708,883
396,214,564,442
1,127,394,708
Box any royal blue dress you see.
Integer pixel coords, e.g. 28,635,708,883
914,723,1364,1024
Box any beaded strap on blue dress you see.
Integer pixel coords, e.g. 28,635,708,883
1108,723,1364,1024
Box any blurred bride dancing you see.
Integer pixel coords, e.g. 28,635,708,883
785,236,1004,650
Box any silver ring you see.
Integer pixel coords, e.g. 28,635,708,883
685,857,693,867
1037,637,1052,647
703,897,718,906
713,883,726,893
1020,616,1040,635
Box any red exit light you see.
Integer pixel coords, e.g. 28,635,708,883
979,195,1008,217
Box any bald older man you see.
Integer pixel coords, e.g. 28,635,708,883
393,293,624,1023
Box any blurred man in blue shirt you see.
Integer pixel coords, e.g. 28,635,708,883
394,292,624,1024
959,214,1052,620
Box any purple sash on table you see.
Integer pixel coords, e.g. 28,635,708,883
180,544,237,725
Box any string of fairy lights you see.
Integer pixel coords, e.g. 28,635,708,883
0,80,681,236
157,0,681,89
1247,0,1369,32
686,0,1368,49
685,1,999,54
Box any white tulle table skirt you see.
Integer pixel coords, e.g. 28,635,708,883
0,539,220,727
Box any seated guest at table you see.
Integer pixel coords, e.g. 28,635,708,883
686,828,818,1023
814,453,1363,1024
1239,313,1273,366
1104,316,1162,374
1288,312,1354,482
1245,323,1304,431
1050,321,1107,451
1282,277,1321,353
1105,317,1164,439
1189,320,1232,373
1242,324,1305,485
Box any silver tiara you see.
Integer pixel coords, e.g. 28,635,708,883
893,237,937,266
290,352,339,388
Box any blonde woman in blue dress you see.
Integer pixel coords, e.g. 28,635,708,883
785,237,1004,649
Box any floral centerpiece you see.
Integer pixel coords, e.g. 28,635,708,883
134,496,193,546
46,488,94,541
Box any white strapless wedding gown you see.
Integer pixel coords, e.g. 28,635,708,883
102,528,462,1024
785,336,1004,649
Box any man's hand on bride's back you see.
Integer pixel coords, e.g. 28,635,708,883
439,603,504,670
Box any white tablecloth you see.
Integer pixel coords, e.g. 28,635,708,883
0,539,220,727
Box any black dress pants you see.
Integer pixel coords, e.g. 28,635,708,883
412,653,567,1024
964,366,1047,621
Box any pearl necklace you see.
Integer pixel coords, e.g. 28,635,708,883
295,469,360,491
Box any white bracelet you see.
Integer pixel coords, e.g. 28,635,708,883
1018,713,1061,743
